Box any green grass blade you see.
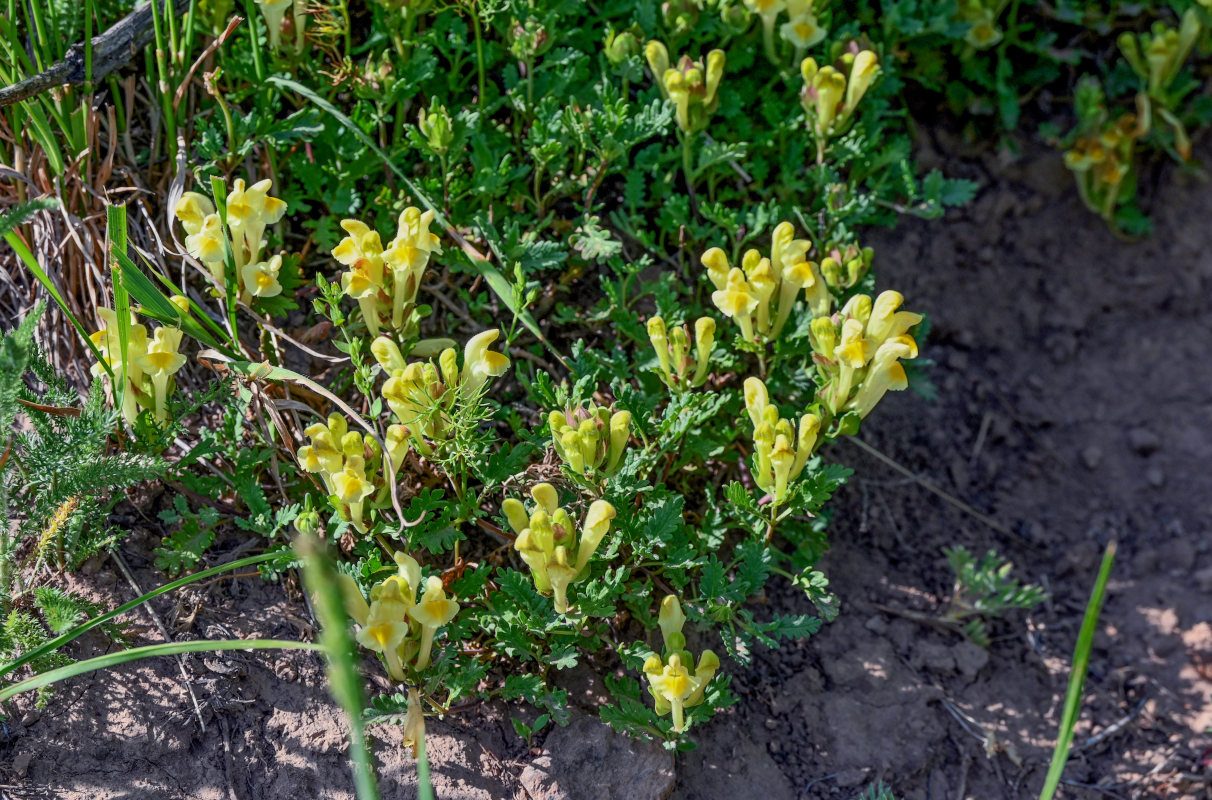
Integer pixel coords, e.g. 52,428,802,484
1039,540,1117,800
0,639,320,702
417,737,435,800
0,552,280,679
110,243,237,357
207,176,241,344
266,75,564,366
107,204,132,420
298,538,380,800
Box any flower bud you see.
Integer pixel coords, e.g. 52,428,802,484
418,99,454,155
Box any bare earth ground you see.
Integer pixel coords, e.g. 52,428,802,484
2,138,1211,800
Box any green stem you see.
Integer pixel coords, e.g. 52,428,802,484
471,2,487,107
149,0,177,161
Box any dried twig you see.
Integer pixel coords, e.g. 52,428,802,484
0,0,191,108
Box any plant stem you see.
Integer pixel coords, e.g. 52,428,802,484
471,1,487,107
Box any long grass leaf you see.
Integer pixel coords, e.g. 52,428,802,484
299,538,381,800
107,205,132,421
1039,540,1117,800
0,639,321,701
110,244,236,356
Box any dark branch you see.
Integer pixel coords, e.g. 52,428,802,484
0,0,192,109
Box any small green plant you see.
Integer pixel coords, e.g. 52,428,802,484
0,303,160,703
1039,540,1116,800
942,546,1047,646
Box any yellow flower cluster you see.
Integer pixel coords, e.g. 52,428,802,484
1118,10,1200,100
646,315,715,392
296,414,408,533
703,221,828,347
1064,114,1144,222
808,290,921,418
333,207,442,337
546,404,632,480
800,50,879,150
645,41,725,136
743,377,820,509
643,596,719,732
175,179,288,305
370,330,511,457
90,307,187,425
502,484,616,614
337,550,460,681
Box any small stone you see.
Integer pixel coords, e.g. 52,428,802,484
1194,567,1212,593
518,712,674,800
1080,446,1103,470
11,751,32,778
952,641,990,678
914,641,956,673
864,615,889,636
764,718,778,731
1128,428,1161,456
835,768,869,788
1146,467,1165,488
768,740,782,754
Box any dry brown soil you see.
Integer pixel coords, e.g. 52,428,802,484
2,139,1210,800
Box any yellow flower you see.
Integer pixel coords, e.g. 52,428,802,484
849,339,913,418
642,594,720,732
801,50,880,148
780,13,826,49
134,327,187,422
332,455,375,532
240,255,284,301
711,268,759,343
382,207,442,332
226,178,287,269
744,378,821,506
647,653,700,731
657,48,726,135
335,220,387,335
407,576,460,671
460,329,511,396
90,307,152,425
546,404,631,480
184,214,227,283
174,192,215,235
507,487,617,612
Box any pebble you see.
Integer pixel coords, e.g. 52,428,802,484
864,615,890,636
1081,446,1103,470
915,641,956,673
1146,467,1165,488
834,768,869,788
12,752,31,778
952,641,991,678
1128,427,1161,456
764,718,779,731
1194,567,1212,593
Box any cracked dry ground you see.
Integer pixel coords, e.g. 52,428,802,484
3,138,1211,800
